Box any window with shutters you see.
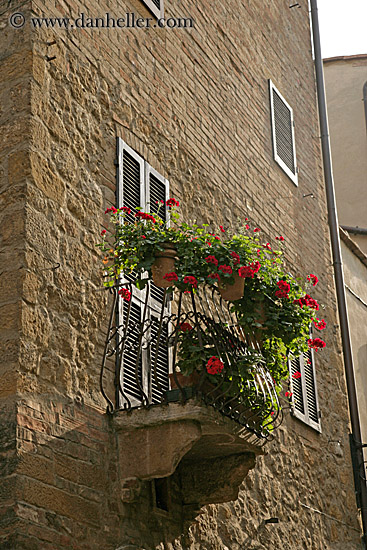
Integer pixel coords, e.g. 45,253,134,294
116,138,170,408
269,80,298,185
141,0,164,19
289,347,321,432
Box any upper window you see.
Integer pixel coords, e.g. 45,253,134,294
141,0,164,19
289,347,321,432
269,80,298,185
116,138,170,407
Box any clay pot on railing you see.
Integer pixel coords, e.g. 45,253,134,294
169,371,201,389
151,243,177,288
218,273,245,301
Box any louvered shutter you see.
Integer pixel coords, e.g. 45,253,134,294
117,140,148,407
145,163,171,403
141,0,164,19
289,347,321,432
116,139,170,406
269,80,298,185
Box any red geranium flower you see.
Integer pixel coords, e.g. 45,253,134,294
208,273,220,281
118,288,131,302
230,251,240,265
314,318,326,330
275,236,285,241
163,272,178,283
218,265,233,275
238,266,255,278
250,261,261,273
307,274,319,286
308,338,326,350
219,225,225,233
206,356,224,375
135,211,156,223
121,206,132,214
179,322,193,332
166,198,179,207
105,206,117,214
205,255,219,266
254,227,260,232
101,229,106,236
292,371,301,379
183,275,198,288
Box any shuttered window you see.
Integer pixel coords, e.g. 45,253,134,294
269,80,298,185
141,0,164,19
289,348,321,432
116,138,170,407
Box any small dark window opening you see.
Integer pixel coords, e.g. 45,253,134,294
154,478,170,511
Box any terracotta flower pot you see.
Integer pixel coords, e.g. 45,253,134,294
219,272,245,301
151,243,177,288
169,371,201,389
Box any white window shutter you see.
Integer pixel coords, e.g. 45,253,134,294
289,347,321,432
116,139,170,406
141,0,164,19
269,80,298,185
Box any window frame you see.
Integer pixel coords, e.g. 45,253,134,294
116,138,170,407
141,0,164,20
269,79,298,186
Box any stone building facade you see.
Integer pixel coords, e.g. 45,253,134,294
0,0,363,549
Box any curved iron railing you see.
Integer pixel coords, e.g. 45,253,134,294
100,280,283,439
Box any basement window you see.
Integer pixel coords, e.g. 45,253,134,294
269,80,298,185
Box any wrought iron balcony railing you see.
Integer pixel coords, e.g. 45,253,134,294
100,280,283,440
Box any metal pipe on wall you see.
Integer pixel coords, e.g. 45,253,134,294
309,1,367,547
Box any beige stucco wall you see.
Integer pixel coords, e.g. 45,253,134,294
324,57,367,253
341,239,367,449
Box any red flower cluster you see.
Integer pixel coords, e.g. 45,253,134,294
308,338,326,350
238,265,256,279
135,212,156,223
205,255,219,266
208,273,220,281
293,294,319,310
275,280,290,299
179,322,193,332
254,228,260,232
230,251,240,265
264,243,272,250
219,225,225,233
285,391,293,398
121,206,131,214
206,356,224,375
166,198,179,207
275,236,285,241
163,272,178,282
218,265,232,275
118,288,131,302
250,261,261,273
292,371,301,379
314,318,326,330
101,229,106,236
245,224,250,229
105,206,117,214
307,273,319,286
184,275,198,288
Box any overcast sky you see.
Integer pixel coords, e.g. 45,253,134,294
318,0,367,59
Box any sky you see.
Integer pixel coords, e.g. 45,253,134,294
318,0,367,59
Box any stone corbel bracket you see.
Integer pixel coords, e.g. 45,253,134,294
113,399,265,507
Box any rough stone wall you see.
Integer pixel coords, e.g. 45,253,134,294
0,0,363,548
